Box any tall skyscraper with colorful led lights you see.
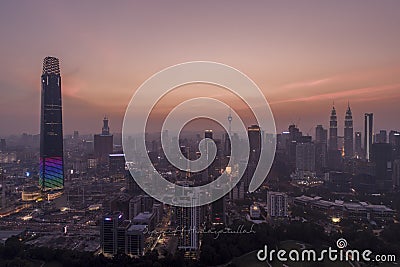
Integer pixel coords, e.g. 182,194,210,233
39,57,64,191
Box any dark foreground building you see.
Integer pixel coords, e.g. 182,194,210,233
39,57,64,191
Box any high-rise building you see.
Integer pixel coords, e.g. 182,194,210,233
296,142,316,172
389,130,400,160
230,181,245,200
129,196,142,220
211,185,226,225
132,212,156,230
39,57,64,191
344,103,353,158
175,195,200,253
354,132,362,158
285,125,302,168
73,130,79,140
223,132,231,158
204,129,213,140
315,125,327,144
109,153,126,181
327,105,341,169
389,130,400,147
223,110,233,159
242,125,262,188
364,113,373,161
375,130,387,144
126,224,146,256
393,159,400,190
372,143,392,192
329,105,338,151
100,212,124,256
315,125,327,171
248,125,261,165
94,117,113,163
117,220,131,254
0,139,6,152
102,116,110,135
204,129,219,182
266,191,288,218
1,167,5,209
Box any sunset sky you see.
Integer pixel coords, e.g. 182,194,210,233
1,1,400,136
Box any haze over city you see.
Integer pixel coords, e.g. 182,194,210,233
1,1,400,136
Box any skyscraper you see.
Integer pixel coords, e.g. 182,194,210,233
0,139,6,152
354,132,362,158
100,212,124,256
224,109,232,158
393,159,400,190
364,113,373,161
328,105,341,170
94,116,113,163
315,125,327,171
39,57,64,191
389,130,400,147
248,125,261,165
266,191,288,218
286,125,302,169
315,125,327,144
372,143,392,192
211,185,226,225
175,195,201,254
328,104,338,151
296,142,316,172
243,125,262,189
126,225,146,256
375,130,387,143
389,130,400,159
344,103,353,159
204,130,217,182
1,167,5,209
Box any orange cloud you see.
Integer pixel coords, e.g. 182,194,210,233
271,83,400,105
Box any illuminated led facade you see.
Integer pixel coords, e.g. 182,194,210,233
39,57,64,191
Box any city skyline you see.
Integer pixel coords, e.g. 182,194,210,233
1,1,400,135
1,2,400,266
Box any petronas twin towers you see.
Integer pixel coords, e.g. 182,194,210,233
39,57,64,191
329,103,353,158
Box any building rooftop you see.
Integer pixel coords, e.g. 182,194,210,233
295,195,395,214
127,224,147,232
133,212,153,221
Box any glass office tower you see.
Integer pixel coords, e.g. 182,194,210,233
39,57,64,191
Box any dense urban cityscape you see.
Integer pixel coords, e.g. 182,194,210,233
0,56,399,266
2,1,400,266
